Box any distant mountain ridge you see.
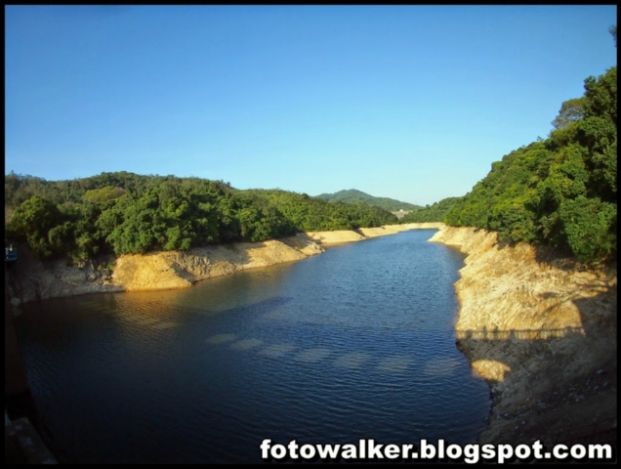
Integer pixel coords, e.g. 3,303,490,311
316,189,421,212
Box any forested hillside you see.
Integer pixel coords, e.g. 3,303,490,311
445,67,616,263
400,197,461,223
4,173,397,262
317,189,421,211
246,189,398,231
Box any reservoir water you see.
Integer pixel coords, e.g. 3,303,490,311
15,229,490,463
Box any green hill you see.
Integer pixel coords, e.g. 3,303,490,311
316,189,421,212
400,197,462,223
445,67,616,264
5,173,397,262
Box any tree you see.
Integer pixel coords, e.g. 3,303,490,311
560,196,616,262
83,185,125,205
442,67,616,264
583,67,617,124
7,196,65,258
3,172,401,261
552,98,586,129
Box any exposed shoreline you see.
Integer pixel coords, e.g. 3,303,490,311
430,226,617,446
6,222,443,305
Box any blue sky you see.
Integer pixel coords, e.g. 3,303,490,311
5,6,617,205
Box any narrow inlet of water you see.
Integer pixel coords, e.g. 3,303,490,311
16,229,490,463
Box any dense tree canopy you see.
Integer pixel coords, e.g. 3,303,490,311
399,197,461,223
444,67,616,263
5,173,397,262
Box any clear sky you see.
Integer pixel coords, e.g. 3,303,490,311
5,5,617,205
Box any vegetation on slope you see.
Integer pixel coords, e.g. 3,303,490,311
5,173,397,262
246,189,398,231
400,197,461,223
444,67,617,263
316,189,421,212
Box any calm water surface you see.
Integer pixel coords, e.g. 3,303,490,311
16,229,490,463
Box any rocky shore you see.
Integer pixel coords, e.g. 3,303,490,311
430,226,617,447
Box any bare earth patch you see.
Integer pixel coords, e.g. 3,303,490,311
431,226,617,447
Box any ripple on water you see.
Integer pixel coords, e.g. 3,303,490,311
205,333,237,344
14,229,491,462
293,347,333,363
376,355,414,374
151,321,177,330
131,317,162,326
229,338,263,351
333,351,373,369
257,343,297,358
422,357,461,377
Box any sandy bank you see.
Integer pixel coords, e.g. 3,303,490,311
7,223,440,304
430,226,617,446
305,222,442,246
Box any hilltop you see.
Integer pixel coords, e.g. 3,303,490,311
316,189,421,212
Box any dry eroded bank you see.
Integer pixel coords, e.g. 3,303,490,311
430,226,617,446
7,223,443,304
